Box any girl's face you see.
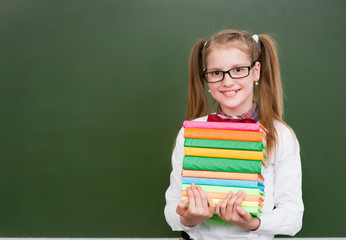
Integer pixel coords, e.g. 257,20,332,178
206,45,260,116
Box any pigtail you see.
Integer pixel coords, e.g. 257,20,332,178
257,34,284,154
186,40,209,120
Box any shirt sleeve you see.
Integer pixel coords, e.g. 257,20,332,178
253,125,304,236
164,127,196,231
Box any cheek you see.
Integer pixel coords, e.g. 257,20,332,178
208,84,220,97
240,80,254,91
208,83,220,93
208,84,224,102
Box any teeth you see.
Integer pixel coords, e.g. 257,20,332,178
224,91,236,95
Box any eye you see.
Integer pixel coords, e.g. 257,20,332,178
211,71,221,76
233,67,245,73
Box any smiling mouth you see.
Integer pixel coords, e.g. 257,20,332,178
223,89,240,96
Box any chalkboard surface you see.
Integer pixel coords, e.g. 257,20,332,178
1,0,345,237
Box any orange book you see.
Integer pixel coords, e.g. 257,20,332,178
184,128,263,142
182,169,264,182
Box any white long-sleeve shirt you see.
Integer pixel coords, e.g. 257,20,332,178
164,115,304,240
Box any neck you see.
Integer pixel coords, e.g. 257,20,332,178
217,102,258,120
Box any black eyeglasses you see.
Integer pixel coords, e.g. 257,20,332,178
203,61,257,83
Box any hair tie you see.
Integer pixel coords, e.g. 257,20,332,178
252,34,259,43
203,40,208,51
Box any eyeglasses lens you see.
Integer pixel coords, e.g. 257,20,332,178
205,67,249,82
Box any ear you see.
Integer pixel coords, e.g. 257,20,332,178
253,61,261,81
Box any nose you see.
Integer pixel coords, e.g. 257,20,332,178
223,72,235,86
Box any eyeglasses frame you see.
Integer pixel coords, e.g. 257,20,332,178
203,61,258,83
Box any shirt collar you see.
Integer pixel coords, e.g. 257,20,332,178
216,102,258,121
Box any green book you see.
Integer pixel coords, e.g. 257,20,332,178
183,156,262,174
184,138,263,151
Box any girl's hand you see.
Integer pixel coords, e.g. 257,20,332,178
215,190,261,230
176,183,216,227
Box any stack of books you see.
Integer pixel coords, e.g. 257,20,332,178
181,118,267,217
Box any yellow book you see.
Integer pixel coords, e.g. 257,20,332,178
182,197,263,208
184,147,263,161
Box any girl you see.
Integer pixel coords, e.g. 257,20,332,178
164,29,304,240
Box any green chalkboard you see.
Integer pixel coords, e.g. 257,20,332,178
1,0,345,237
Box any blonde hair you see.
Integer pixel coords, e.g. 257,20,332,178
186,29,290,161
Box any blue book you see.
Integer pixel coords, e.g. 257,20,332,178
182,177,264,192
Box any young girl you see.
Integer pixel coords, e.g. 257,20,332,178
164,29,304,240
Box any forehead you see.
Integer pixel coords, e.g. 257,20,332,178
205,44,251,68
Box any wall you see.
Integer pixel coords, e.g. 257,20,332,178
1,0,345,237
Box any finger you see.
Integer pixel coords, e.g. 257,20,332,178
236,206,252,222
227,190,243,214
230,190,243,205
215,200,222,217
176,199,189,216
207,194,216,215
196,185,208,209
186,187,195,208
221,191,232,215
191,184,202,208
207,194,215,208
234,190,246,208
225,191,233,201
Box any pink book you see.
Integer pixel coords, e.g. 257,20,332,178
183,120,260,131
